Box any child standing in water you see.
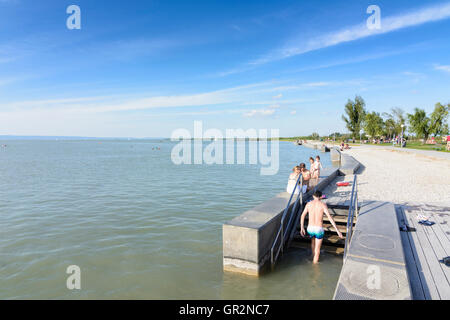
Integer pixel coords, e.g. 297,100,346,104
309,157,315,175
312,156,323,179
300,190,344,263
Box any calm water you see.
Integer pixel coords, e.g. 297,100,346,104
0,140,342,299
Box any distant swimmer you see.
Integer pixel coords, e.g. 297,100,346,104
300,190,344,264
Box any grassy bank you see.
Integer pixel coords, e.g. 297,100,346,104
392,141,449,152
345,141,449,152
280,137,449,153
279,137,320,142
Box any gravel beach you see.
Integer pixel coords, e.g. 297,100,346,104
344,145,450,206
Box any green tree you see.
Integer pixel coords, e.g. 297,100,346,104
407,108,431,141
382,107,406,137
383,118,396,138
342,96,366,140
429,103,449,137
364,112,385,138
310,132,320,140
392,107,407,134
329,132,342,140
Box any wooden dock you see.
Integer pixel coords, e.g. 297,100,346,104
398,205,450,300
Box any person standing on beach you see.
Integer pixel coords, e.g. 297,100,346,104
300,191,344,264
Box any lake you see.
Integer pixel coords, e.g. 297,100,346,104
0,139,342,299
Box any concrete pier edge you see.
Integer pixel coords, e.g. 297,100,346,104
333,200,412,300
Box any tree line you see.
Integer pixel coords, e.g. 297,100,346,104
341,96,449,142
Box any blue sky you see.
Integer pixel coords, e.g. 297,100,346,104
0,0,449,137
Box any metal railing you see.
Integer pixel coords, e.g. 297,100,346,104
270,175,304,270
343,174,358,259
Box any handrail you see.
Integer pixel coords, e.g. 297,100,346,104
343,175,358,259
270,174,304,269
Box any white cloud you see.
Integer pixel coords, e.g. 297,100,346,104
305,82,331,87
402,71,424,77
267,81,334,92
258,3,450,64
243,109,276,117
434,65,450,73
273,94,283,99
290,110,297,115
402,71,426,83
0,77,23,87
230,24,241,31
284,45,427,75
224,2,450,73
3,81,274,113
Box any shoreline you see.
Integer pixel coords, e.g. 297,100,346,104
345,145,450,206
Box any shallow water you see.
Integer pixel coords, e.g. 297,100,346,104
0,140,342,299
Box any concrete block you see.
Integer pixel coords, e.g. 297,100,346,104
222,168,339,276
330,147,341,162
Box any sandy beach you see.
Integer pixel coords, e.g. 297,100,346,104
344,145,450,206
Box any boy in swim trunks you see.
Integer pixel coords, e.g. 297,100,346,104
299,163,311,192
300,190,344,264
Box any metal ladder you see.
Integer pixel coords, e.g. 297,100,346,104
270,175,304,270
343,174,358,260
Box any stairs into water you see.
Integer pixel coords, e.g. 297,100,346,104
291,205,357,255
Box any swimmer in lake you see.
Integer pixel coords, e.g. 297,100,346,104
300,190,344,264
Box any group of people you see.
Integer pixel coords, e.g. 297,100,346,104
286,155,344,264
339,142,350,151
286,156,323,195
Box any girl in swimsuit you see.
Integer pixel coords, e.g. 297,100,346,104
312,156,323,179
309,157,315,176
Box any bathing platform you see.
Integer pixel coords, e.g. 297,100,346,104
222,147,449,300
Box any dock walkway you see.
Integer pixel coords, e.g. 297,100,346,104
398,204,450,300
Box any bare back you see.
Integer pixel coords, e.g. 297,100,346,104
306,200,326,227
